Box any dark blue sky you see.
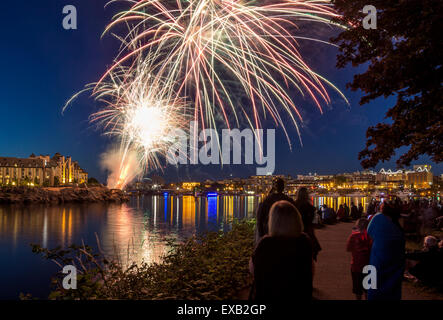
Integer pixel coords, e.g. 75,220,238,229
1,1,441,183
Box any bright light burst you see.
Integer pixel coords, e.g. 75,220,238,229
94,62,189,171
102,0,348,144
65,59,189,180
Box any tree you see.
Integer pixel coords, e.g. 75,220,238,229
331,0,443,168
54,176,60,187
334,175,347,186
21,176,31,186
88,177,100,185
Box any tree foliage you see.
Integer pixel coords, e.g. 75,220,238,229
331,0,443,168
87,177,100,185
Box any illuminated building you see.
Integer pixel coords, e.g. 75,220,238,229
182,182,200,191
0,153,88,186
406,165,433,189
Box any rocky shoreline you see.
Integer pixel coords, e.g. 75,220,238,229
0,186,129,204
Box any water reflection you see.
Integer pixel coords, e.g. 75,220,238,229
313,196,369,212
0,194,369,298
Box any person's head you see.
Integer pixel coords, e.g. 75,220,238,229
355,218,369,231
439,240,443,249
296,186,309,203
273,178,285,193
381,201,401,224
268,200,304,237
423,236,439,250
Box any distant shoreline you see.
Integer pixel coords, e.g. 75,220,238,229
0,186,129,204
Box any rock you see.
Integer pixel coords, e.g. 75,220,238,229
0,186,129,204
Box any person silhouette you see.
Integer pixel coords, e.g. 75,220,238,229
255,178,296,242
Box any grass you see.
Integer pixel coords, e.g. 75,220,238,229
28,219,256,300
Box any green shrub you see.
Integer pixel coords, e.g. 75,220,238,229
30,219,255,300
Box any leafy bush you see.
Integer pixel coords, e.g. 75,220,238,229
30,219,255,300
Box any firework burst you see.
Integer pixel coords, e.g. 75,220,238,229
102,0,347,144
64,59,189,188
65,0,348,188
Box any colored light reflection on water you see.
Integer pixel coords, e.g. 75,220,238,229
0,194,369,299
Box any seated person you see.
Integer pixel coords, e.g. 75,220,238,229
250,200,313,301
322,205,336,224
405,236,443,288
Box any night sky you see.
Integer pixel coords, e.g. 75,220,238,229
1,0,441,183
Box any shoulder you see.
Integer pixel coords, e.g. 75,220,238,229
262,194,280,205
255,236,274,250
369,212,383,224
349,231,359,239
290,233,313,252
294,199,314,210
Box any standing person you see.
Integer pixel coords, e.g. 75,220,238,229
344,203,350,221
346,218,372,300
351,203,359,220
358,203,364,218
250,200,313,301
337,204,345,221
255,178,296,242
294,187,322,261
422,201,438,236
367,200,376,217
367,202,405,300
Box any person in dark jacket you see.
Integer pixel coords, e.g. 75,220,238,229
358,203,364,218
350,203,359,220
250,200,313,301
255,178,296,242
337,204,346,221
367,202,405,300
344,203,351,221
294,187,322,261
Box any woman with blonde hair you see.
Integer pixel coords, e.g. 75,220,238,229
250,200,313,300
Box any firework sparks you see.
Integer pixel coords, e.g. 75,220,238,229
65,59,189,188
65,0,348,188
92,61,188,170
102,0,348,144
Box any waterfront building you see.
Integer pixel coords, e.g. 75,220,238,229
182,182,200,191
162,164,438,195
247,174,288,194
406,165,433,189
0,153,88,187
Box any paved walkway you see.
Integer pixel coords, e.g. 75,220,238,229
313,221,441,300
